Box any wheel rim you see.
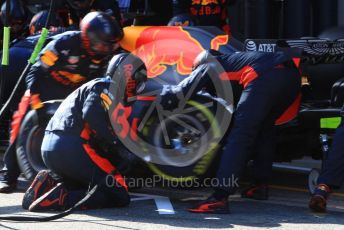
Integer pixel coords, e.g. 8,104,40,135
153,113,208,166
26,125,47,172
147,100,222,182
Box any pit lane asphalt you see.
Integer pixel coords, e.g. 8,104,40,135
0,171,344,230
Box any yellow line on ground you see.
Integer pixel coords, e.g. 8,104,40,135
270,185,309,193
270,185,344,197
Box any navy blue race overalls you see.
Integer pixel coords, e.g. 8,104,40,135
26,31,111,109
164,51,301,194
41,77,130,209
317,106,344,189
214,52,301,193
0,35,40,184
1,31,112,187
0,35,41,106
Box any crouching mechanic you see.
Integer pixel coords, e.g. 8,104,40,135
309,109,344,213
22,53,147,211
160,50,301,214
0,11,123,193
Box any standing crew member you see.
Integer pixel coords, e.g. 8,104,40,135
309,109,344,212
160,49,301,214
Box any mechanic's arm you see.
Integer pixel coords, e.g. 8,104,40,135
159,64,216,108
26,39,62,110
82,85,118,145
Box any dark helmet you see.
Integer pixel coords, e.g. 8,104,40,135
66,0,93,10
66,0,93,18
80,11,124,57
29,10,64,35
193,49,223,70
0,0,27,32
167,13,198,27
106,53,147,105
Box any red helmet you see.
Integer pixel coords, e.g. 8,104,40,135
80,11,123,57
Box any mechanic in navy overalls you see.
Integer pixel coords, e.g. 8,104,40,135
0,9,68,192
1,10,66,109
22,53,147,212
0,0,30,44
160,49,301,214
0,11,123,193
309,110,344,213
172,0,230,35
63,0,122,26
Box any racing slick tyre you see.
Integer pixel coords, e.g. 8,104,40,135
16,100,62,180
143,95,232,185
308,168,320,194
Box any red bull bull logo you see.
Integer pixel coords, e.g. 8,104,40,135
211,35,228,50
120,26,229,78
134,27,204,78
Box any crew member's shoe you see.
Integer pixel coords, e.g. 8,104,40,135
29,183,69,212
0,180,17,193
22,170,58,210
241,184,269,200
0,170,18,193
188,196,229,214
309,184,332,213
